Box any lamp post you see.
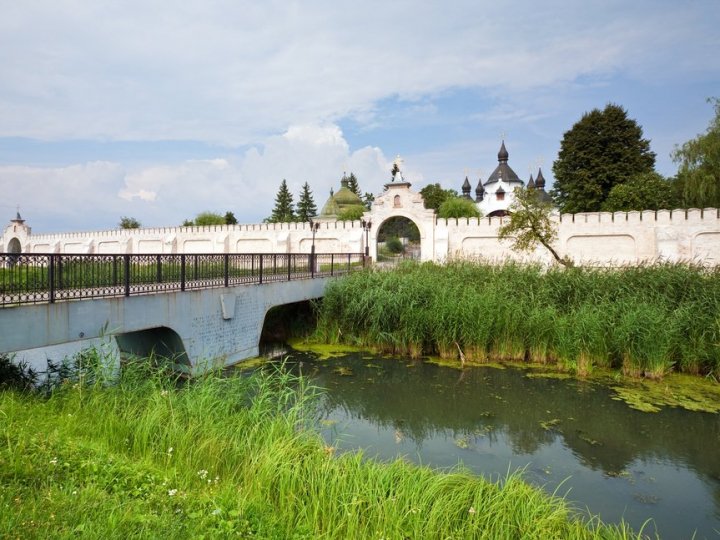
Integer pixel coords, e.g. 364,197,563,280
361,219,372,258
309,219,320,275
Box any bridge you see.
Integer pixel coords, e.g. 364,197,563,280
0,252,364,374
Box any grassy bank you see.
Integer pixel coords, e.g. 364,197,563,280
0,361,639,539
315,261,720,379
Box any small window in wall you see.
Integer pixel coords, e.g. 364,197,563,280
394,195,401,207
496,191,505,201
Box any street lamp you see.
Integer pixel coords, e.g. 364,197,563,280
361,219,372,258
309,219,320,275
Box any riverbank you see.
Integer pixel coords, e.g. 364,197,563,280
315,261,720,379
0,360,639,539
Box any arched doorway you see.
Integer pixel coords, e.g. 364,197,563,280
7,237,21,254
376,216,421,263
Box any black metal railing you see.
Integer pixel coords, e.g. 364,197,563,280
0,252,365,307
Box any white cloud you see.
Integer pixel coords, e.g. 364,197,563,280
1,124,391,232
0,1,716,143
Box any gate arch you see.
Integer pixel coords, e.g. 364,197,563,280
7,237,21,254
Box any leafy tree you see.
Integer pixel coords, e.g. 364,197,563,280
602,172,677,212
337,205,365,221
363,192,375,210
296,182,318,222
385,236,404,254
420,183,459,210
498,187,570,266
437,197,481,219
193,211,226,226
346,173,361,197
119,216,141,229
673,97,720,208
181,219,194,227
224,211,238,225
268,179,295,223
551,103,656,213
377,216,420,242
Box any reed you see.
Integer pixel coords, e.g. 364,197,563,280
0,360,639,539
316,261,720,378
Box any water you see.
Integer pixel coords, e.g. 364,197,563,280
272,350,720,539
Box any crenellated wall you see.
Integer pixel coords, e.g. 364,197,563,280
3,184,720,266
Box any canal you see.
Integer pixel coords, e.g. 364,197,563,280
262,347,720,539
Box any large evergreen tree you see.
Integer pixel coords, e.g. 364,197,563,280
268,179,295,223
551,104,656,213
346,173,361,197
673,97,720,208
296,182,318,222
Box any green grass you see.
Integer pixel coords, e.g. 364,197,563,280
315,260,720,378
0,360,641,539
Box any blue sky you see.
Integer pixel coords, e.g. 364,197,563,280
1,0,718,232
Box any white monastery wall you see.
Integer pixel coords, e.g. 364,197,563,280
3,188,720,266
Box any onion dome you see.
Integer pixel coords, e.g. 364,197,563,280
484,141,522,186
527,173,535,189
462,176,472,199
498,140,509,162
334,177,363,207
475,178,485,202
320,189,341,217
535,168,546,190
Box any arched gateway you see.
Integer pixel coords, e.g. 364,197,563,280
364,174,436,262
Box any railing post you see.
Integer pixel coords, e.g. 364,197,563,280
112,256,118,286
48,255,55,303
224,254,229,287
259,255,264,284
287,254,292,281
156,254,162,284
347,253,351,273
180,255,186,291
331,254,334,276
123,254,130,297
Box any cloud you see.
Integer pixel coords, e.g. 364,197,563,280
0,1,717,144
1,124,390,232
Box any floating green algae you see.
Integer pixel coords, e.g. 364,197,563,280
233,356,272,371
608,373,720,414
286,338,365,360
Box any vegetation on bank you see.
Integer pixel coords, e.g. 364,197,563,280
315,261,720,379
0,359,640,539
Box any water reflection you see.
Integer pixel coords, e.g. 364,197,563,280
278,351,720,539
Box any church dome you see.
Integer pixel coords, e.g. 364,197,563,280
333,178,363,207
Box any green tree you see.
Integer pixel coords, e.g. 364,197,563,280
551,103,656,213
268,179,295,223
363,192,375,210
498,188,569,266
390,162,400,180
224,211,238,225
193,211,226,226
437,197,481,219
118,216,141,229
673,97,720,208
346,173,361,197
181,219,194,227
337,205,365,221
602,172,677,212
420,183,459,210
296,182,318,222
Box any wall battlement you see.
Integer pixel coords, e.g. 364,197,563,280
3,192,720,266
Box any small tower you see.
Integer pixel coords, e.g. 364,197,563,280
475,177,484,202
535,168,546,190
461,176,472,199
527,173,535,189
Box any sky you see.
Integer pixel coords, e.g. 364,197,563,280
1,0,719,233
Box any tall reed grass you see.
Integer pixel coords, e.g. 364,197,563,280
0,360,640,538
316,261,720,378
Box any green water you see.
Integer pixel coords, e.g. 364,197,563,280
270,349,720,539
